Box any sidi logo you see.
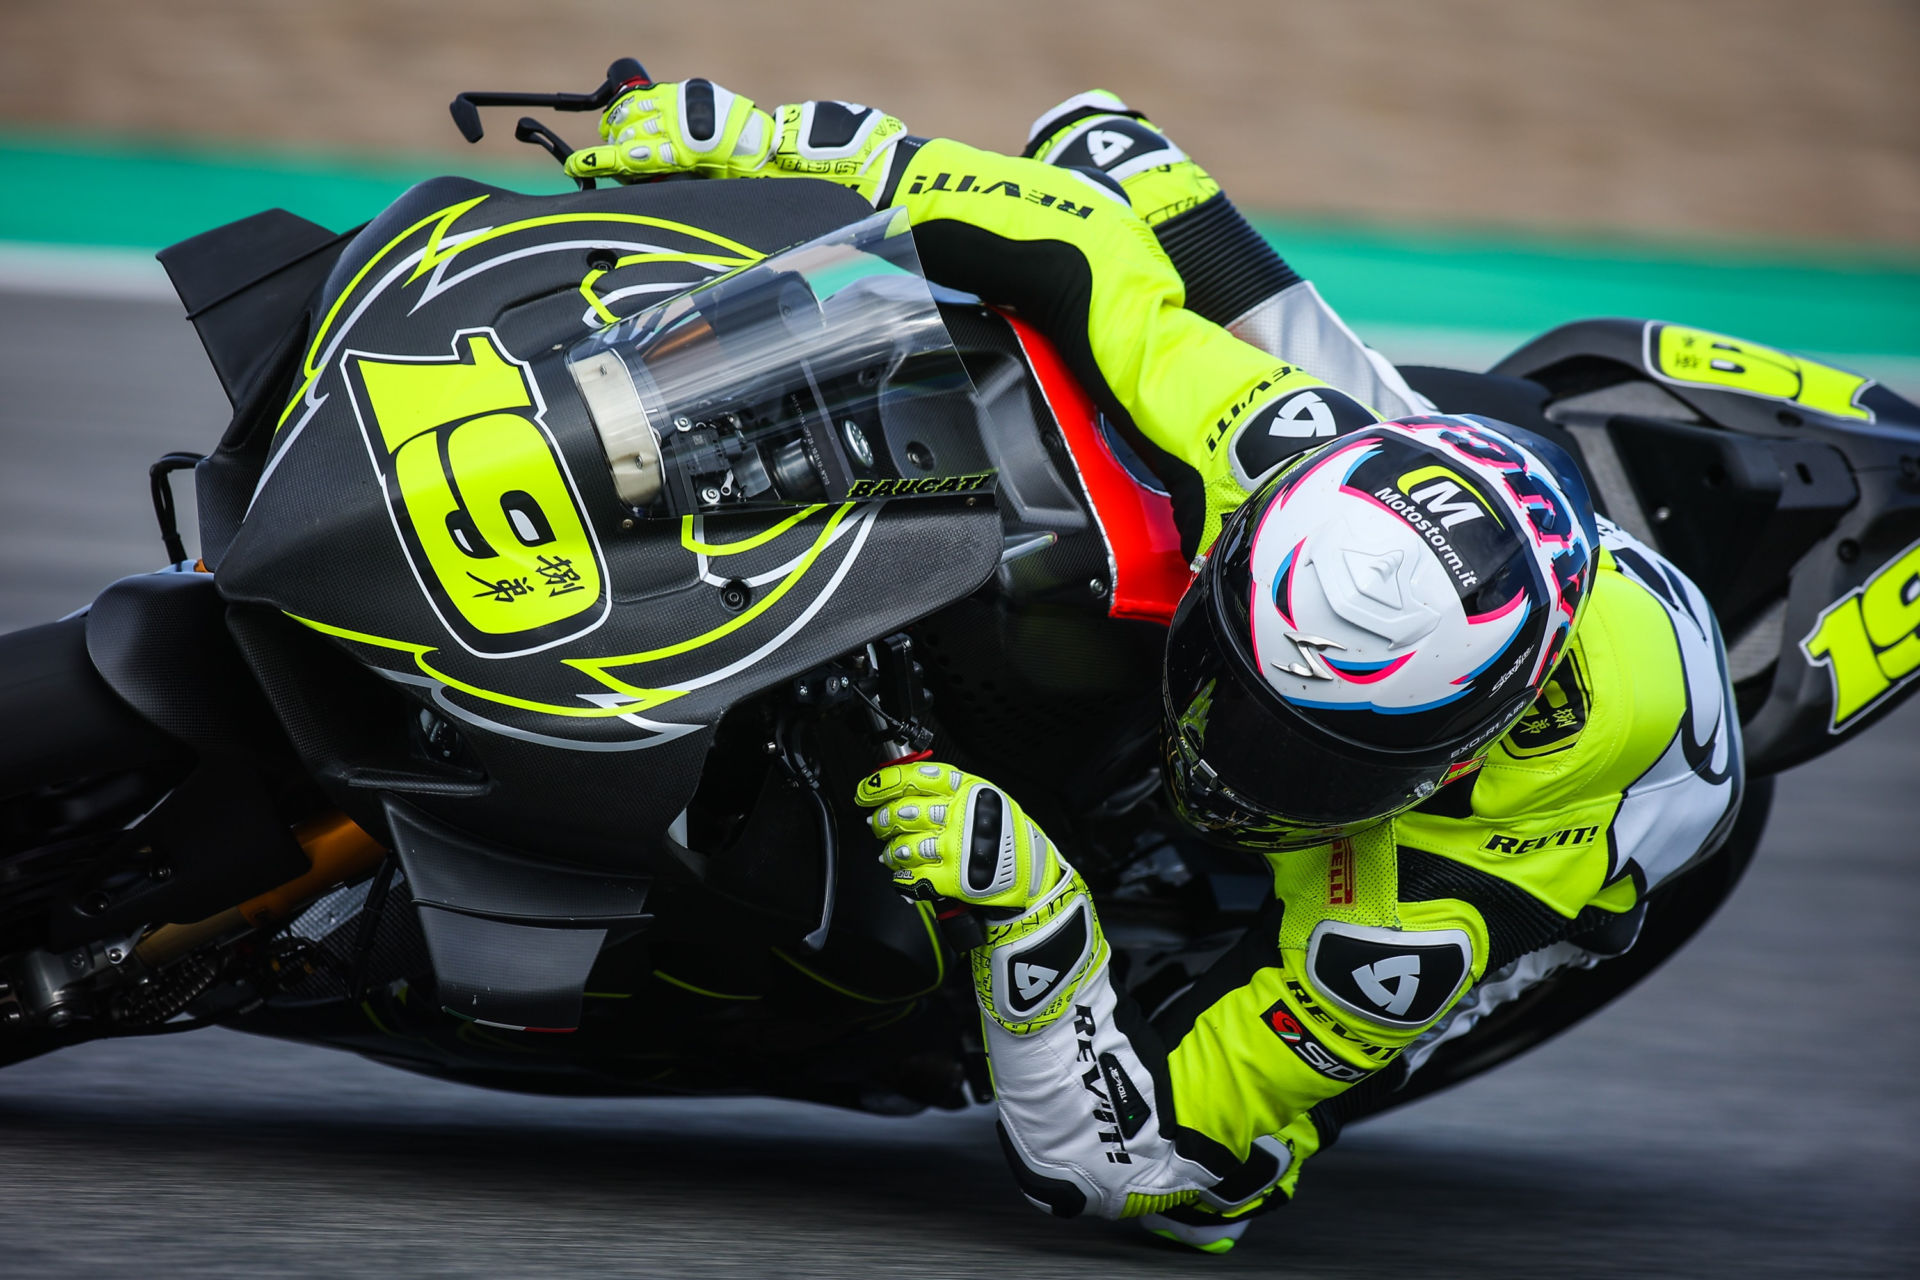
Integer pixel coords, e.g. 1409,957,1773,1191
1262,1001,1373,1082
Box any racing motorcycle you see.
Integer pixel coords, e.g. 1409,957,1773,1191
4,60,1918,1125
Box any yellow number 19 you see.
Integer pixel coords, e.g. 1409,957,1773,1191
1802,539,1920,730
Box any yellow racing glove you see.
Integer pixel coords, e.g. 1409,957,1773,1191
858,762,1107,1033
859,761,1064,910
566,78,909,203
563,77,773,181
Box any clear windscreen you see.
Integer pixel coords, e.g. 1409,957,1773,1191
567,208,992,516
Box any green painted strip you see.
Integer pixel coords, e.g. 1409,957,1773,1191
0,134,571,250
2,136,1915,359
1255,217,1920,362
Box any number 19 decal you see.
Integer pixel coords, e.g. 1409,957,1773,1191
1648,323,1874,423
345,328,608,657
1801,538,1920,732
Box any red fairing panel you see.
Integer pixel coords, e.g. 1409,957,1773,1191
1001,315,1192,625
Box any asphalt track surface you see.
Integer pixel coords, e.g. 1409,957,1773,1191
0,291,1915,1279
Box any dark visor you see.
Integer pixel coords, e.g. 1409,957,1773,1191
1162,569,1462,840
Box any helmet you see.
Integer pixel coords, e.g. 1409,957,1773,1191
1163,415,1599,850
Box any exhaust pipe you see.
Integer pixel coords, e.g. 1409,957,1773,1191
135,813,386,967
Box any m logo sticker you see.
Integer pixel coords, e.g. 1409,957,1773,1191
1304,920,1473,1028
1398,465,1494,530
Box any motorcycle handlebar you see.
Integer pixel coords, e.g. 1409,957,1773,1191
449,57,650,145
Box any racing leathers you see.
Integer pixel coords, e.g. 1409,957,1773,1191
571,83,1745,1245
567,81,1425,557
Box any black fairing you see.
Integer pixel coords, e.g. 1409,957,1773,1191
158,207,353,407
213,176,1002,873
1411,318,1920,775
85,573,286,760
0,574,313,954
157,209,354,569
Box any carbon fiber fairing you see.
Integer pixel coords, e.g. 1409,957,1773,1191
217,176,1001,865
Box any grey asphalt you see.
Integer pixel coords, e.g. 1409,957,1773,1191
0,291,1915,1278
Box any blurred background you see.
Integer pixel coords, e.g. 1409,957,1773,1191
0,3,1916,1276
4,0,1919,243
2,0,1916,401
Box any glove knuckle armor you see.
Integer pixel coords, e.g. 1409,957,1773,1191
961,785,1018,899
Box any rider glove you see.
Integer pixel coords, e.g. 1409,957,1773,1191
858,763,1104,1033
564,78,775,181
858,762,1064,910
567,78,910,203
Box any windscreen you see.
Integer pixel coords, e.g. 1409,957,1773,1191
567,208,991,516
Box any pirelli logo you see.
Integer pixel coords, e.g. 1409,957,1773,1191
1328,838,1355,906
846,473,993,500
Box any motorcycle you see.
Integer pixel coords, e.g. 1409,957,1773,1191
4,59,1918,1128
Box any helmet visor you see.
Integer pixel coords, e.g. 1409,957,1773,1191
1162,566,1465,846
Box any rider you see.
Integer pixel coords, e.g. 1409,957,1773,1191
566,81,1745,1252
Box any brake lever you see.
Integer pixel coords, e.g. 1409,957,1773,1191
449,57,649,145
514,117,593,190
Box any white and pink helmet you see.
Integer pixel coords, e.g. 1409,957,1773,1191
1164,416,1598,848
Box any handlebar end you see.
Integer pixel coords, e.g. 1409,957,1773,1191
449,96,484,144
606,58,650,90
